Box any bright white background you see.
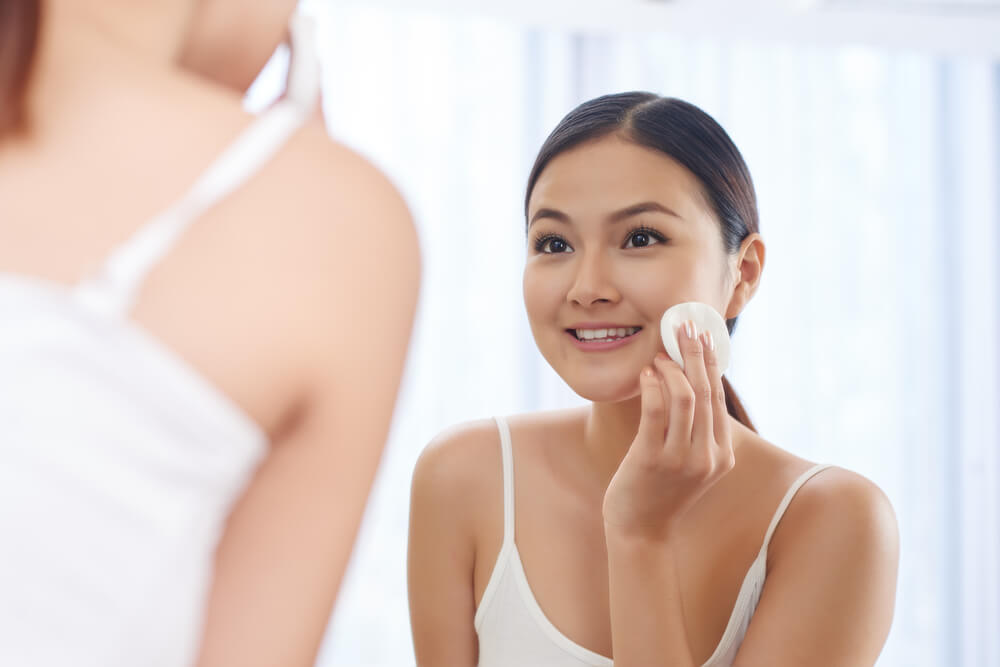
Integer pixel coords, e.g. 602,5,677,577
252,2,999,664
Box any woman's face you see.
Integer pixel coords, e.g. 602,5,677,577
523,134,738,403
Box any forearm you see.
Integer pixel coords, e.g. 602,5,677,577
605,524,697,667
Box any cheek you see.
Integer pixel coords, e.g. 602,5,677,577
522,265,557,328
690,254,734,312
628,248,728,311
618,260,689,318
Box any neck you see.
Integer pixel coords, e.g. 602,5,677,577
13,1,196,147
583,396,644,490
580,395,750,492
44,1,195,65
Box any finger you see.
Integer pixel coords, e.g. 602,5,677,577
678,320,714,448
653,353,695,460
656,362,672,435
702,331,733,451
635,366,668,453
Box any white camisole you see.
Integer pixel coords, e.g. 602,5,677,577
0,16,320,667
474,416,833,667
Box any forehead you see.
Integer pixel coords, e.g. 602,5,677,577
528,135,711,222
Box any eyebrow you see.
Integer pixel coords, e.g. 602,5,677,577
528,201,684,228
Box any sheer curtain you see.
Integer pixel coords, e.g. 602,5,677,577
252,5,999,665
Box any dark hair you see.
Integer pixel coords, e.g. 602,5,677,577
525,92,759,432
0,0,42,138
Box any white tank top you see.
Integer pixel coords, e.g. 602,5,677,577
0,16,320,666
475,416,832,667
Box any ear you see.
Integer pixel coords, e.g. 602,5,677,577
724,233,765,320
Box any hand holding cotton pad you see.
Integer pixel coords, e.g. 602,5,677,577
660,302,731,372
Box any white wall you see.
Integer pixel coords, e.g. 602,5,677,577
321,0,1000,56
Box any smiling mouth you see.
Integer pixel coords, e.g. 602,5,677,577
568,326,642,342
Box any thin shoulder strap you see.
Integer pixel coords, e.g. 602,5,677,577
494,416,516,547
73,14,321,318
759,463,834,555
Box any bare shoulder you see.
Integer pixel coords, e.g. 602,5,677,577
262,120,419,308
409,420,501,662
724,425,898,567
186,81,416,250
414,409,586,483
137,84,419,325
289,122,408,206
411,419,506,538
227,118,421,385
414,419,504,499
770,465,899,568
411,410,587,540
784,466,897,536
262,119,417,253
732,463,900,664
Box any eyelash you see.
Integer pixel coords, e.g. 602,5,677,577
531,226,668,254
532,234,567,253
623,225,668,248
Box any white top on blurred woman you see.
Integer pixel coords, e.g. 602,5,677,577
0,1,420,665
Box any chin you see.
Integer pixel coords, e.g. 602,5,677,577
561,373,642,404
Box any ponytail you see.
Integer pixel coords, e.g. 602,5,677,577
0,0,42,138
722,316,756,433
721,376,755,433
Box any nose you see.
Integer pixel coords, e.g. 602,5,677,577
566,250,620,307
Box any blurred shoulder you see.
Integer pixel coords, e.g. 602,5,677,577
267,119,416,248
156,77,419,277
232,116,421,359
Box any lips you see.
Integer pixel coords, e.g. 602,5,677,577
563,323,645,353
568,326,642,342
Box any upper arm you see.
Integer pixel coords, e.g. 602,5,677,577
196,130,421,666
732,468,900,667
408,423,497,667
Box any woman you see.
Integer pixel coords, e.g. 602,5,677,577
0,1,419,665
409,93,898,666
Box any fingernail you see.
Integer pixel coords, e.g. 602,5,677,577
702,331,714,351
684,320,695,339
643,367,654,377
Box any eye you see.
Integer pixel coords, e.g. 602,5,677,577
623,226,666,249
534,234,574,254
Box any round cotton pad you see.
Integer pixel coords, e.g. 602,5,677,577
660,302,731,373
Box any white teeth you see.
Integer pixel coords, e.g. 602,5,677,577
574,327,641,341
